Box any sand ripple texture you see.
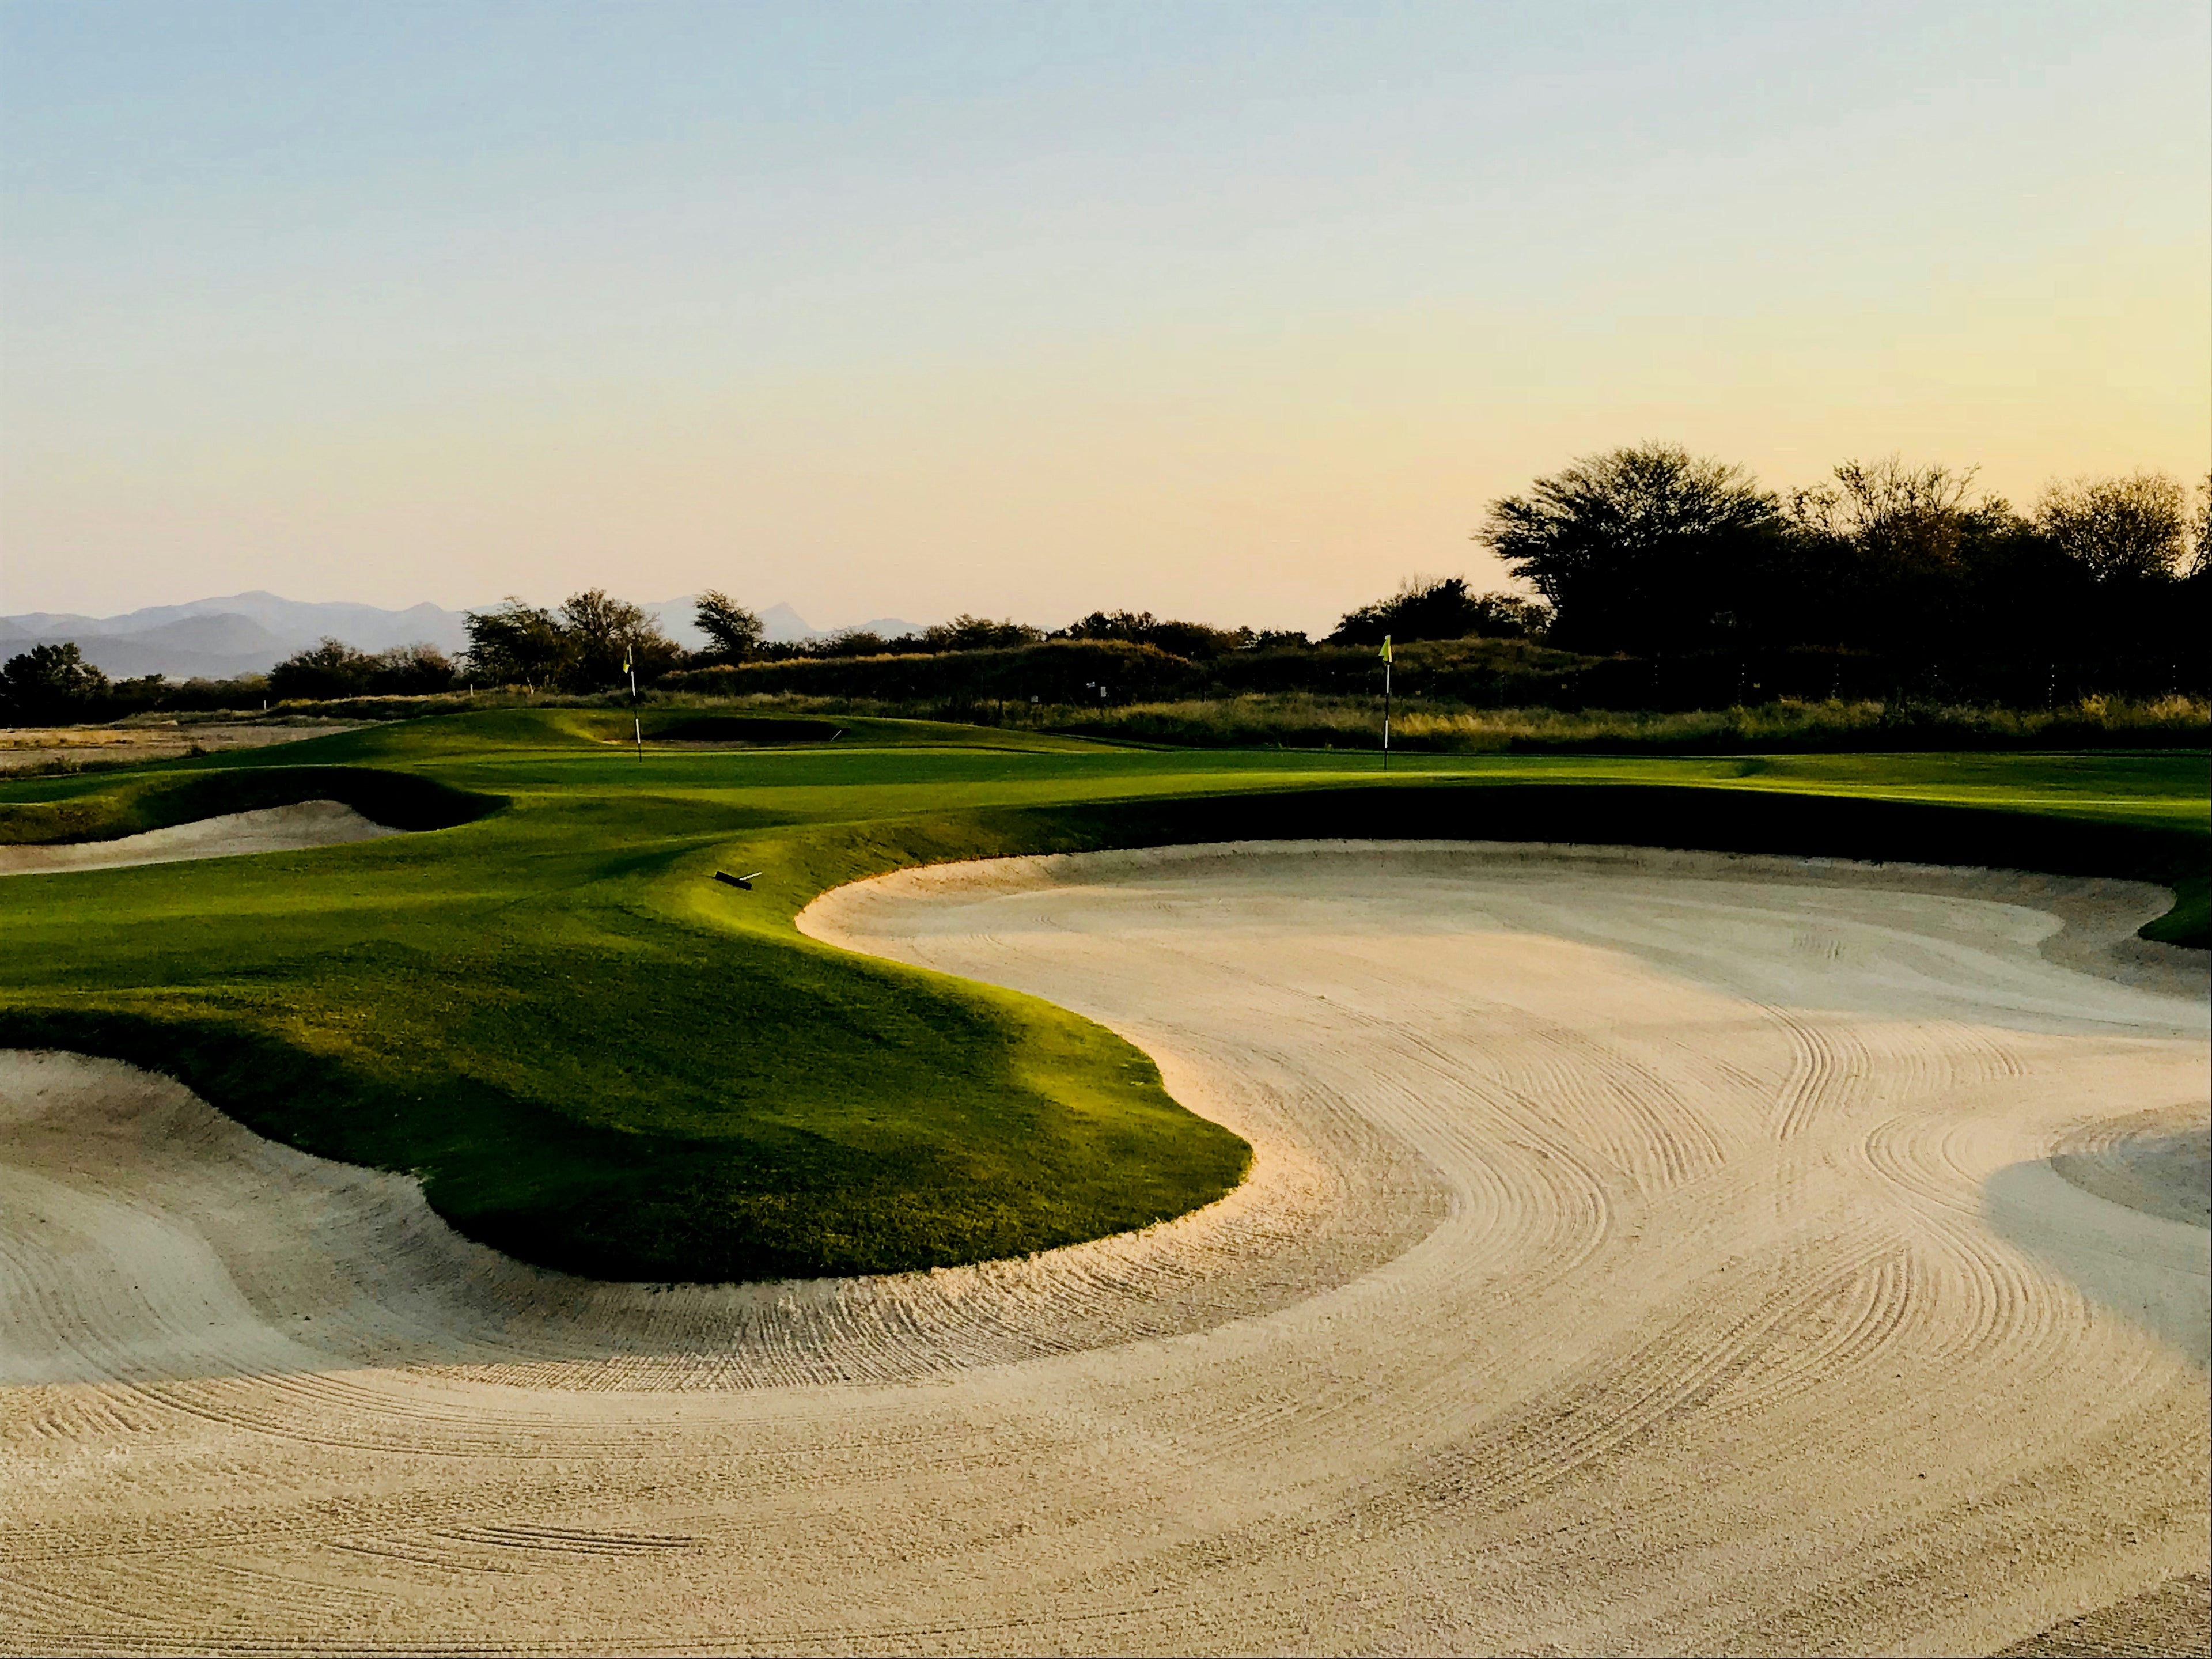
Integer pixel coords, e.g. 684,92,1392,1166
3,840,2206,1656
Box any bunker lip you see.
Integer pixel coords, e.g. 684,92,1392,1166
0,799,402,876
802,835,2207,999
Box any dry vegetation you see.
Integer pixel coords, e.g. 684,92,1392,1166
604,689,2212,754
0,718,364,774
1033,692,2212,752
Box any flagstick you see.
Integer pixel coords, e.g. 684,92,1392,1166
627,646,641,759
1382,635,1392,774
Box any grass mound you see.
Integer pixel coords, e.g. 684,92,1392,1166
0,709,2202,1282
0,763,498,847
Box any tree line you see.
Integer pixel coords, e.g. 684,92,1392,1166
1478,446,2207,664
5,445,2203,723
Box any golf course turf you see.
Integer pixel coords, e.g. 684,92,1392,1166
2,708,2204,1282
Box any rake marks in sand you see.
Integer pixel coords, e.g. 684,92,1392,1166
1,842,2205,1654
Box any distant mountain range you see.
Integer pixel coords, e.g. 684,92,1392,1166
0,592,923,680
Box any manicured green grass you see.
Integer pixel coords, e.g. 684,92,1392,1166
2,711,2203,1281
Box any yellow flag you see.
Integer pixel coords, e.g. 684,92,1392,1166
1379,635,1392,664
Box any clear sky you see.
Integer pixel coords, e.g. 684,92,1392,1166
3,1,2205,631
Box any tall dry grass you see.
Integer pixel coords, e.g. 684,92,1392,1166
1000,692,2211,751
170,684,2208,753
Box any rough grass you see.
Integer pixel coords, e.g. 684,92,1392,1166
1,710,2202,1283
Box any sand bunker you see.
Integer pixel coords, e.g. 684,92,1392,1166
2,842,2206,1654
0,798,399,877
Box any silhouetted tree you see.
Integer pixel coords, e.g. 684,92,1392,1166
806,630,887,658
2036,471,2189,584
1777,458,1995,654
558,589,674,689
269,640,457,701
922,615,1044,652
1057,611,1247,659
0,642,109,724
1329,575,1549,646
692,590,764,663
369,644,460,694
1477,443,1779,651
269,638,373,700
464,599,570,687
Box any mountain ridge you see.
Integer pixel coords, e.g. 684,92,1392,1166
3,593,927,679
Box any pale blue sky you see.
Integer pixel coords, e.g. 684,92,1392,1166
4,2,2205,628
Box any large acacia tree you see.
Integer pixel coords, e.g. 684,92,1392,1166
559,589,677,688
2036,471,2189,585
1475,442,1781,652
463,599,570,688
692,590,765,663
463,592,677,691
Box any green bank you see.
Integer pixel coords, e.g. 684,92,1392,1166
2,710,2203,1282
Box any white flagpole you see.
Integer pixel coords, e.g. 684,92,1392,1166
628,646,641,758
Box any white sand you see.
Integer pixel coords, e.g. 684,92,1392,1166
1,841,2205,1655
0,798,399,876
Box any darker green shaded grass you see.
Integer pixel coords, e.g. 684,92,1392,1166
0,710,2202,1285
646,714,846,744
0,763,498,846
2141,873,2209,947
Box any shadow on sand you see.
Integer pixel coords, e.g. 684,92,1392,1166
1984,1114,2210,1370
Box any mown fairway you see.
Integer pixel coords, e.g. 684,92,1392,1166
2,709,2205,1281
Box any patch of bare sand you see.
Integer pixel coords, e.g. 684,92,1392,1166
0,799,399,876
1,842,2205,1656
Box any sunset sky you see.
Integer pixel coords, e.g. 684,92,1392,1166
3,1,2205,632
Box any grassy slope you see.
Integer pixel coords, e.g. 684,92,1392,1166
2,712,2203,1281
0,763,495,845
